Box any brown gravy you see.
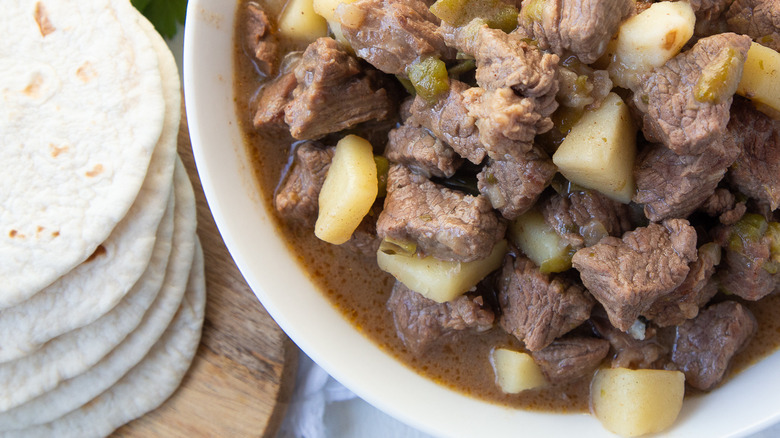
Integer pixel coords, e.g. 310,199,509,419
231,0,780,413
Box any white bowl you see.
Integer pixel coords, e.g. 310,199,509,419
183,2,780,436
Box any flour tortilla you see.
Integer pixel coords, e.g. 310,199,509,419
0,0,166,305
0,158,199,428
4,240,206,438
0,6,182,363
0,191,174,413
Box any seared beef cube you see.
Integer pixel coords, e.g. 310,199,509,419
671,301,756,390
540,189,633,250
633,140,739,222
463,87,555,152
531,337,609,384
643,244,721,327
498,255,594,351
253,71,298,130
572,219,698,331
408,80,486,164
377,165,506,262
284,38,395,140
590,311,670,369
690,0,735,34
514,0,634,64
336,0,456,75
699,188,747,226
477,146,556,220
387,281,494,356
632,33,752,156
244,4,278,76
385,124,463,178
727,97,780,210
274,142,334,226
727,0,780,51
716,214,780,300
442,21,559,96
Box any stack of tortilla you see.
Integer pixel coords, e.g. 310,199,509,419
0,1,205,436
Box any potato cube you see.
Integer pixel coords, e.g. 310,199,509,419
737,42,780,113
315,135,378,245
608,1,695,89
377,240,507,303
552,93,637,203
278,0,329,43
490,348,547,393
509,208,573,273
590,368,685,437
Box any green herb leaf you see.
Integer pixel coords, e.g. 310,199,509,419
131,0,188,39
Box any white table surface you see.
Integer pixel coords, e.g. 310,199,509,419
168,26,780,438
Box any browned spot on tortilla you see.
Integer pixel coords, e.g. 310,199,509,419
76,62,97,83
23,74,44,98
9,230,17,238
85,245,107,263
85,164,104,177
51,231,60,237
662,30,678,50
50,143,69,158
36,226,44,235
34,2,55,37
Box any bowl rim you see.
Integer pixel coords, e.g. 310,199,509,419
182,1,780,436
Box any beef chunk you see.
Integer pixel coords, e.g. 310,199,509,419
531,337,609,384
572,219,698,331
498,255,594,351
377,164,506,262
385,124,463,178
463,86,555,151
716,214,780,300
514,0,634,64
671,301,756,390
336,0,456,75
540,189,633,250
442,21,559,96
408,80,486,164
643,243,721,327
387,281,494,356
690,0,736,36
633,139,740,222
699,188,747,226
244,4,278,76
632,33,752,156
253,71,298,130
727,97,780,210
727,0,780,51
341,202,383,257
590,311,670,369
284,38,395,140
477,146,556,220
274,142,334,225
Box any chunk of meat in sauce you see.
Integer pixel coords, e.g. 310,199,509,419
274,142,334,226
699,187,747,226
727,97,780,211
540,189,633,250
377,164,506,262
335,0,456,75
244,3,278,76
253,70,297,130
726,0,780,51
514,0,634,64
531,336,609,385
385,124,463,178
497,255,594,351
671,300,757,390
387,281,494,356
284,37,395,140
477,146,556,220
590,310,671,369
572,219,698,331
631,33,752,156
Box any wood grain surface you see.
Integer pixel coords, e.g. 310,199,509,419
113,106,298,437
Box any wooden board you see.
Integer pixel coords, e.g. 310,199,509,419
113,106,298,437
